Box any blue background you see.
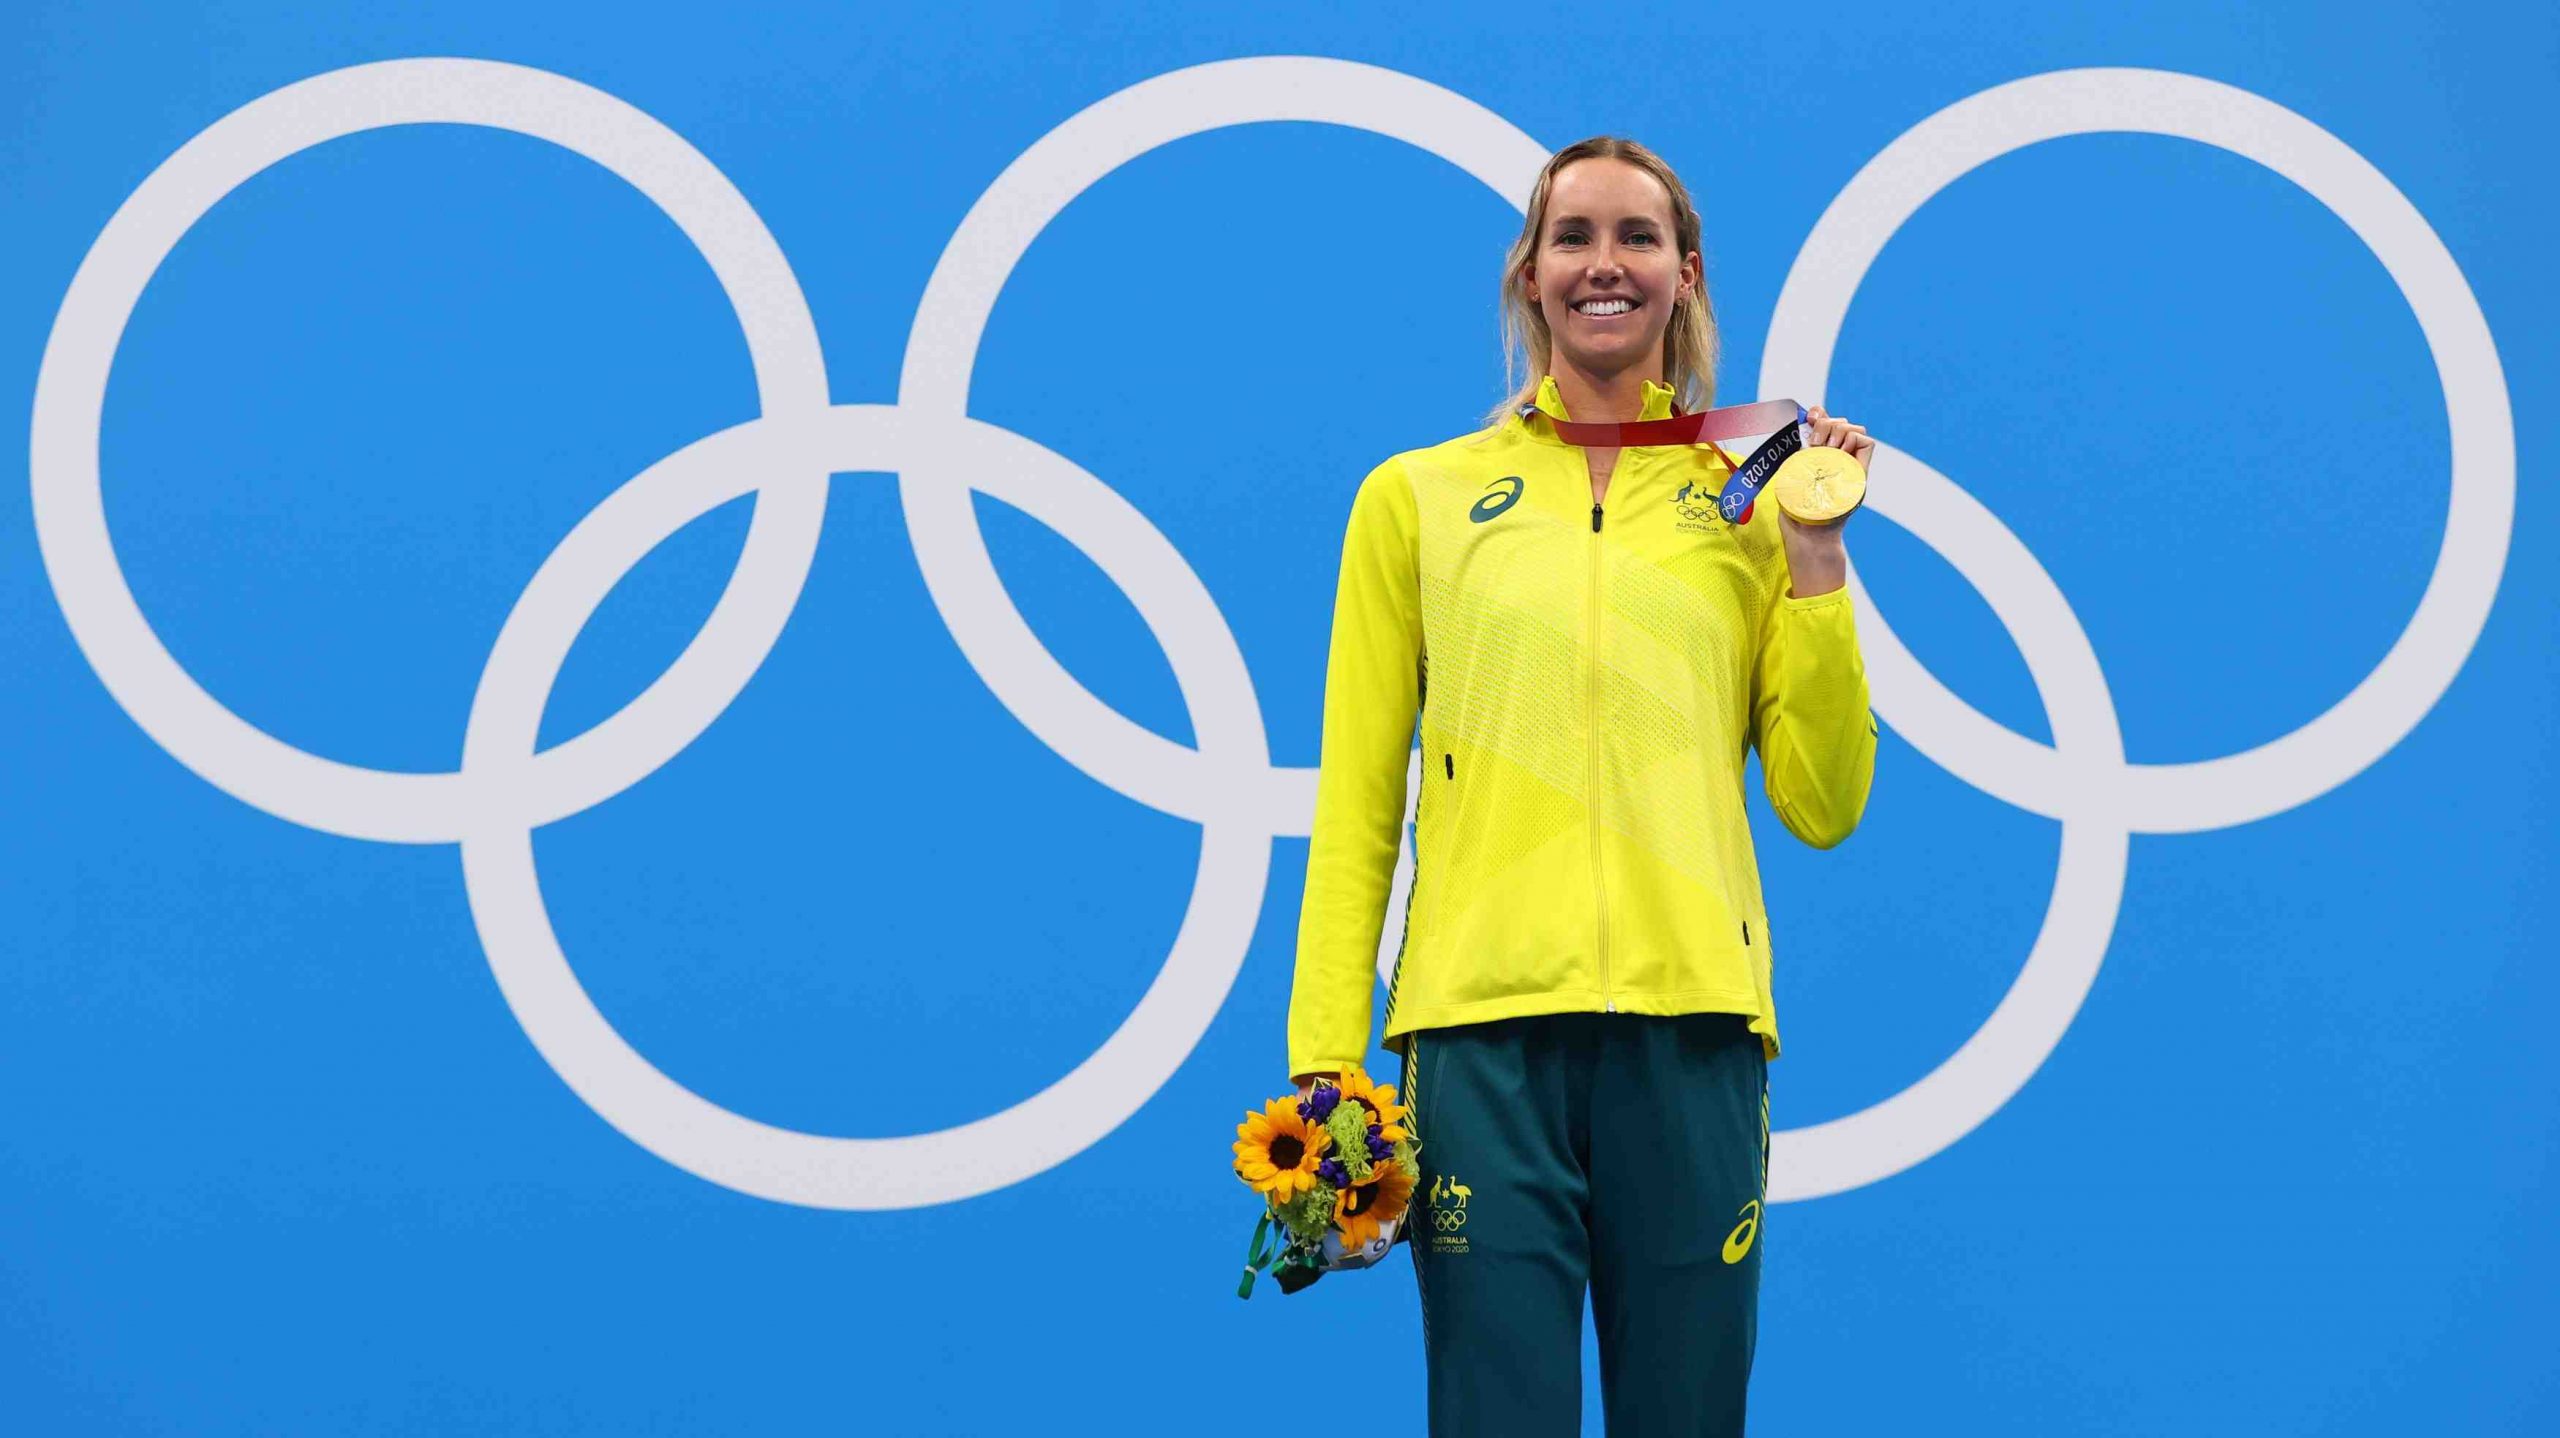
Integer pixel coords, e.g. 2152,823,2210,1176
4,1,2553,1432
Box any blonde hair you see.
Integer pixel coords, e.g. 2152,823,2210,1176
1483,137,1720,429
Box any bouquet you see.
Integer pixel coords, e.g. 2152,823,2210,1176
1231,1068,1420,1297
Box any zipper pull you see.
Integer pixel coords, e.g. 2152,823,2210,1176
1591,501,1604,533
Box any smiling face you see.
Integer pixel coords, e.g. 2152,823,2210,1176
1523,157,1702,383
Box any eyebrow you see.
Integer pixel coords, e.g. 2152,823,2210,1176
1547,213,1669,230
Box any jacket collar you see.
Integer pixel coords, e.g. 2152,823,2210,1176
1520,374,1680,436
1518,375,1744,469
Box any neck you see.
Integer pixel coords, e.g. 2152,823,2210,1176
1546,355,1661,424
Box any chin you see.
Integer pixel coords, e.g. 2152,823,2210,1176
1557,336,1662,369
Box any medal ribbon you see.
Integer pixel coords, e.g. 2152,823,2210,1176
1528,396,1812,524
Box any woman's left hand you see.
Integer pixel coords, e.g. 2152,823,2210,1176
1809,403,1873,461
1773,404,1868,595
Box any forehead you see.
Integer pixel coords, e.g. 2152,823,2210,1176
1546,158,1673,223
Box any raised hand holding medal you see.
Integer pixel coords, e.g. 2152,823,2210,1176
1775,405,1873,527
1774,404,1872,598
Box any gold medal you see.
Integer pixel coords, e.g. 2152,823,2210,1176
1768,445,1866,524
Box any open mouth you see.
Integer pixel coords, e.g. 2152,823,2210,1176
1572,297,1640,320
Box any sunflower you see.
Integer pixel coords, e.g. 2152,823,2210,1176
1233,1099,1330,1201
1335,1068,1412,1144
1333,1158,1418,1250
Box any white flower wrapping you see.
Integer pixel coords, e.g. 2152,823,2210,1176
1320,1213,1401,1271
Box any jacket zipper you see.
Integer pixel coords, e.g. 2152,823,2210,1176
1589,497,1615,1012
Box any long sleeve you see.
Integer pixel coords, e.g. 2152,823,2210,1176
1749,564,1878,850
1287,457,1423,1082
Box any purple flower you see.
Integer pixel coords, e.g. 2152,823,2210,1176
1297,1084,1341,1123
1365,1128,1394,1163
1316,1159,1351,1188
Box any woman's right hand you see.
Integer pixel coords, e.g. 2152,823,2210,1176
1293,1072,1336,1103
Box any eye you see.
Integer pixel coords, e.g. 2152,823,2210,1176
1556,228,1587,244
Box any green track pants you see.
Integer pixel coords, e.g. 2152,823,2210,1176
1398,1011,1770,1436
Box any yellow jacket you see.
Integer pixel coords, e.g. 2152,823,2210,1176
1287,375,1877,1080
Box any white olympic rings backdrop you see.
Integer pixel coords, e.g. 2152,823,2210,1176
29,57,2512,1208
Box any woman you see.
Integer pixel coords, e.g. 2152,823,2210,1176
1286,136,1879,1435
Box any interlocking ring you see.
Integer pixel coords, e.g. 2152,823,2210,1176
1757,67,2511,1199
30,58,2509,1210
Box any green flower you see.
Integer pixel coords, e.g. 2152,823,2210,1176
1325,1101,1374,1184
1272,1184,1334,1242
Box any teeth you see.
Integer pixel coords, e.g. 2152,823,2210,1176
1575,299,1634,316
